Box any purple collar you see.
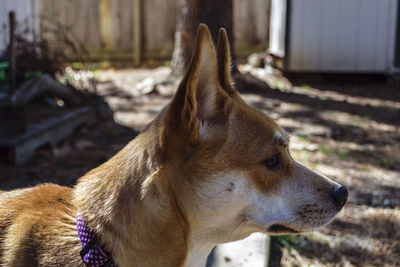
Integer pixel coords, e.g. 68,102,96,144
76,213,117,267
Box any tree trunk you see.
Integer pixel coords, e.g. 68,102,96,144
171,0,235,76
171,0,271,92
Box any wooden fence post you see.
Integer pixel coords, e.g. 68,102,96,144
133,0,142,66
100,0,112,49
9,11,16,94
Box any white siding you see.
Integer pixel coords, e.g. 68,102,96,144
286,0,398,73
0,0,39,53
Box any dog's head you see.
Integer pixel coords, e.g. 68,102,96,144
157,24,347,243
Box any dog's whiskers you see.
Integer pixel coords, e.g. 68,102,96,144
228,216,246,241
207,189,230,201
238,220,248,240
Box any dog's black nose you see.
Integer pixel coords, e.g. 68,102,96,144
330,185,348,209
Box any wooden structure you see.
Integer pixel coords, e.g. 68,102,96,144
0,106,96,165
0,0,39,53
1,0,271,62
269,0,399,73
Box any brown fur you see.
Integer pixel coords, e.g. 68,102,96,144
0,184,81,266
0,25,345,266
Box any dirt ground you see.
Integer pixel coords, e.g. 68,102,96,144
1,65,399,266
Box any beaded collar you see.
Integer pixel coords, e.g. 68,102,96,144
76,213,117,267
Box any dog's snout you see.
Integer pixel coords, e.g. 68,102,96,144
330,185,348,210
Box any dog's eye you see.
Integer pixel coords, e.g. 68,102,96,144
263,154,281,170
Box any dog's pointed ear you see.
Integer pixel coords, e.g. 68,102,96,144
168,24,225,144
216,28,239,97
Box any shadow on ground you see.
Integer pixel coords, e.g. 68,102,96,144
1,68,399,266
0,82,138,190
246,73,400,267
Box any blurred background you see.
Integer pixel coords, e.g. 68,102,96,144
0,0,399,266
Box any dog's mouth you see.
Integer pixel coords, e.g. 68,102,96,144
267,224,300,234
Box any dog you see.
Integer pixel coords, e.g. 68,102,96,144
0,24,347,267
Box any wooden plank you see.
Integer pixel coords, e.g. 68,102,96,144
83,0,94,47
234,0,252,46
110,0,121,48
76,0,87,46
0,107,96,165
120,0,133,49
143,0,176,52
133,0,142,66
234,0,268,48
100,0,112,49
52,0,64,46
34,0,272,61
253,0,269,45
90,0,102,48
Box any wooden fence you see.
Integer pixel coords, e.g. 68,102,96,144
2,0,270,61
0,0,39,53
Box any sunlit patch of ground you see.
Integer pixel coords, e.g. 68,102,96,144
241,67,400,266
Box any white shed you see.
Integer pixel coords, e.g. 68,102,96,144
0,0,39,53
269,0,400,73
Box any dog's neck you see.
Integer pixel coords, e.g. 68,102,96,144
73,119,213,266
